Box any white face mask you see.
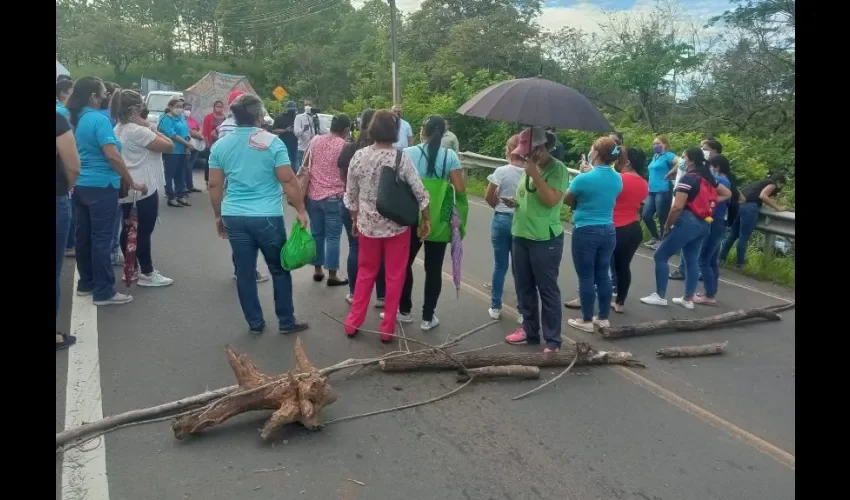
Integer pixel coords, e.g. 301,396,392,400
304,105,312,114
702,149,711,160
183,110,191,117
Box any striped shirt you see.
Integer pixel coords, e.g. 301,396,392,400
114,122,164,203
217,116,237,140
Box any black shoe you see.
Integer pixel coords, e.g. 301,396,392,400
177,198,192,207
327,277,349,287
313,273,325,282
280,322,309,335
56,333,77,351
167,199,183,208
250,323,266,334
669,270,685,281
190,187,203,193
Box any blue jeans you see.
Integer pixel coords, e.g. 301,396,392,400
513,233,564,350
56,195,72,317
699,219,726,297
185,149,200,189
654,211,709,298
572,224,616,321
66,194,76,250
223,215,297,330
293,149,304,174
720,201,759,268
112,201,122,254
73,186,120,301
490,212,521,310
642,190,672,240
163,153,188,200
306,196,344,270
342,208,385,297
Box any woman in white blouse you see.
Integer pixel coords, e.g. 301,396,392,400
111,90,176,287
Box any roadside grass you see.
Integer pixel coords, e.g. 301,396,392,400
463,170,795,288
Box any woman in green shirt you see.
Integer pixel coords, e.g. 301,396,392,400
503,128,569,353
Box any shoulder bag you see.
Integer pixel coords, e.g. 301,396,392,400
376,150,419,226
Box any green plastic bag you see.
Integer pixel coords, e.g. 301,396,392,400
419,179,469,242
281,221,316,271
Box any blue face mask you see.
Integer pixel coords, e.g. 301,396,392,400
653,144,663,154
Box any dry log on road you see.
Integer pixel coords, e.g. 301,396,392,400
172,338,337,440
456,365,540,382
656,341,728,358
596,303,795,339
380,341,645,371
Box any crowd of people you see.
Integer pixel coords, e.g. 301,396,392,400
56,74,790,354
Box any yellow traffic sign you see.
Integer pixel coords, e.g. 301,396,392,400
272,86,288,101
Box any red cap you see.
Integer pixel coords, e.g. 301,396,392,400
227,89,246,106
512,127,548,157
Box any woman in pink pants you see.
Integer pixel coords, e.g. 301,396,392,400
343,110,430,342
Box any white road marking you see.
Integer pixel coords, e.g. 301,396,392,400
61,268,110,500
467,198,793,304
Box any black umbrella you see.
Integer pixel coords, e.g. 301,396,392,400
456,77,613,132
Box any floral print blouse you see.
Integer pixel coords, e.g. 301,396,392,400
343,145,429,238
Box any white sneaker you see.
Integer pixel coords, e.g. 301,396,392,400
374,299,385,308
567,318,595,333
76,290,93,297
93,292,133,306
643,238,658,249
421,316,440,331
345,293,354,304
517,314,524,325
640,293,668,306
594,318,611,329
379,311,413,323
488,308,502,320
138,271,174,287
672,297,695,310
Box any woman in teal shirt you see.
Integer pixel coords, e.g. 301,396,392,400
563,137,623,332
642,135,677,248
65,77,146,306
159,98,193,207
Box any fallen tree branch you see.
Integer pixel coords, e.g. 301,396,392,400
456,365,540,383
596,303,794,338
380,341,645,371
512,353,579,401
656,341,728,358
56,320,499,452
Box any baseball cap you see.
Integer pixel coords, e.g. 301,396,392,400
227,89,246,106
512,127,548,156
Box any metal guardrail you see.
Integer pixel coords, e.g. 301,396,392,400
459,151,795,254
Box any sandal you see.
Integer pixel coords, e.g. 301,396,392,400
56,333,77,351
313,273,325,282
611,302,624,314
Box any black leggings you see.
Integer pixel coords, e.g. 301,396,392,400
612,221,642,305
119,190,159,275
400,227,448,321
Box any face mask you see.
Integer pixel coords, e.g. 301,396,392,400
702,149,711,160
653,144,663,154
183,110,191,117
304,106,312,114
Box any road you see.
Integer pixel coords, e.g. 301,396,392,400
57,172,795,500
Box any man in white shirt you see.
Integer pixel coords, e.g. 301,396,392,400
293,98,320,172
392,104,413,149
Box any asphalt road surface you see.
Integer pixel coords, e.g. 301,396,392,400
57,173,795,500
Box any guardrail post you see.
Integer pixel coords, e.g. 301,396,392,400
762,232,776,261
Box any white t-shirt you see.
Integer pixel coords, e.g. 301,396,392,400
114,122,164,203
487,164,525,213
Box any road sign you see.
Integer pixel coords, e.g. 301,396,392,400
272,86,288,101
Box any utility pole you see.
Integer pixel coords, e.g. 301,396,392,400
388,0,400,105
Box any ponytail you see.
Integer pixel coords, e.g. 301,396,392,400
422,115,447,177
684,147,716,186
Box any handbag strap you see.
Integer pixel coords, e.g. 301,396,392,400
393,149,403,182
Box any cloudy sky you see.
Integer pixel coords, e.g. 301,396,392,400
359,0,733,33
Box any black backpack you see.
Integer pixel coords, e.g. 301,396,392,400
376,150,419,226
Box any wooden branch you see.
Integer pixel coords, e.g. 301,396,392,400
596,303,794,339
171,338,337,440
656,342,728,358
380,341,645,371
512,354,578,401
456,365,540,383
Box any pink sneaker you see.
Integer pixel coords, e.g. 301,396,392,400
543,347,560,353
505,328,528,345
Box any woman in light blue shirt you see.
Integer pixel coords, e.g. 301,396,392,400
208,94,309,335
563,136,623,333
642,135,677,248
159,98,193,207
65,77,147,306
